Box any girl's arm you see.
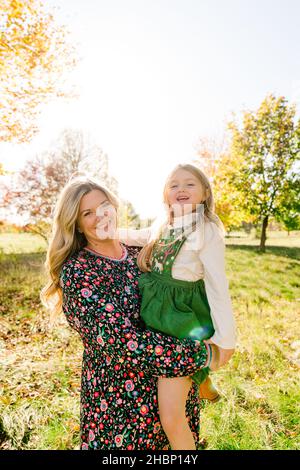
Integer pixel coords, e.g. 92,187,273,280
199,222,237,349
61,262,210,378
117,227,152,247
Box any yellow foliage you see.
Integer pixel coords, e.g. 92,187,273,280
195,138,250,230
0,0,76,143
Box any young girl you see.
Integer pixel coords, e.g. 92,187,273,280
118,163,236,450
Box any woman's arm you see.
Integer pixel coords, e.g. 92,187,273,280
61,263,210,378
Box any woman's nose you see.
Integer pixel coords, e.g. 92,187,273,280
96,210,108,222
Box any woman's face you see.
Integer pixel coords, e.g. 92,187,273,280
165,168,206,217
77,189,117,241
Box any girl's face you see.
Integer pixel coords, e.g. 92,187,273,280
165,168,206,216
78,189,117,241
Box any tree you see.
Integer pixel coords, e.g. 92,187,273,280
195,136,251,231
276,177,300,234
2,129,119,239
0,0,76,143
228,94,300,251
118,200,141,229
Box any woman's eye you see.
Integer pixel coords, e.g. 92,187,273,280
187,184,195,187
84,212,91,217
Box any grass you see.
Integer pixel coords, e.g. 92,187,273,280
0,233,47,254
0,232,299,449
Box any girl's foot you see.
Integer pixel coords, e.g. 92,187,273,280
199,377,221,403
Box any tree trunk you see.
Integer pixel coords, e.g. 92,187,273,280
260,215,269,252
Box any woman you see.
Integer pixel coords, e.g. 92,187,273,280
41,177,226,450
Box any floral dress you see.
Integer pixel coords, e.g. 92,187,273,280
60,245,209,450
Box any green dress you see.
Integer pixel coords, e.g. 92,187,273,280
138,224,215,385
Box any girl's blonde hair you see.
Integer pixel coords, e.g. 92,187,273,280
40,177,119,318
137,163,224,272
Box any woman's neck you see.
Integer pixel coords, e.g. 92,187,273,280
86,237,122,257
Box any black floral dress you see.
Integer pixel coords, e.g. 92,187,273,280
60,245,209,450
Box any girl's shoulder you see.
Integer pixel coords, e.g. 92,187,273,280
186,219,224,251
204,219,225,240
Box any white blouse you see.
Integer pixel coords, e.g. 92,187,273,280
118,218,236,349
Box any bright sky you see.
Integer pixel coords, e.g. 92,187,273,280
1,0,300,218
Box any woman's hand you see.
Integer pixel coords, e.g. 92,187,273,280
205,340,235,371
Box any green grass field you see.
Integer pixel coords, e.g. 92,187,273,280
0,232,299,449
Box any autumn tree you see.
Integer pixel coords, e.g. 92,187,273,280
195,136,251,231
118,200,141,229
228,94,300,251
0,0,76,143
2,129,119,239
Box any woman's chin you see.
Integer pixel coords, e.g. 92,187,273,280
96,227,117,240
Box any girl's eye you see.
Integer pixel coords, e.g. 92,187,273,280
84,212,91,217
187,183,195,187
170,185,178,189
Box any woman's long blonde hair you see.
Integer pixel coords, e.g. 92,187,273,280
40,177,119,318
137,163,225,272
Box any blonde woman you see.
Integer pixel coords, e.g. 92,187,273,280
119,164,236,450
41,176,221,450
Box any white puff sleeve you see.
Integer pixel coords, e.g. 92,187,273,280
199,222,236,349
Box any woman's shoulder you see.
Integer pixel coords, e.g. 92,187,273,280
61,249,88,276
124,244,142,258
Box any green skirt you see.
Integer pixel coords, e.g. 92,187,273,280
138,271,215,385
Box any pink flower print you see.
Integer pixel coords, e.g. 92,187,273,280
125,380,135,392
105,303,114,312
115,434,123,447
88,430,95,442
140,404,149,416
81,443,89,450
125,286,131,294
176,345,183,353
81,288,92,298
154,345,164,356
100,400,108,412
162,247,174,263
87,369,91,381
126,271,133,279
96,335,104,346
127,340,138,352
124,318,131,328
153,422,161,434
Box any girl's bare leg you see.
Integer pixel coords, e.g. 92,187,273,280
158,376,195,450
